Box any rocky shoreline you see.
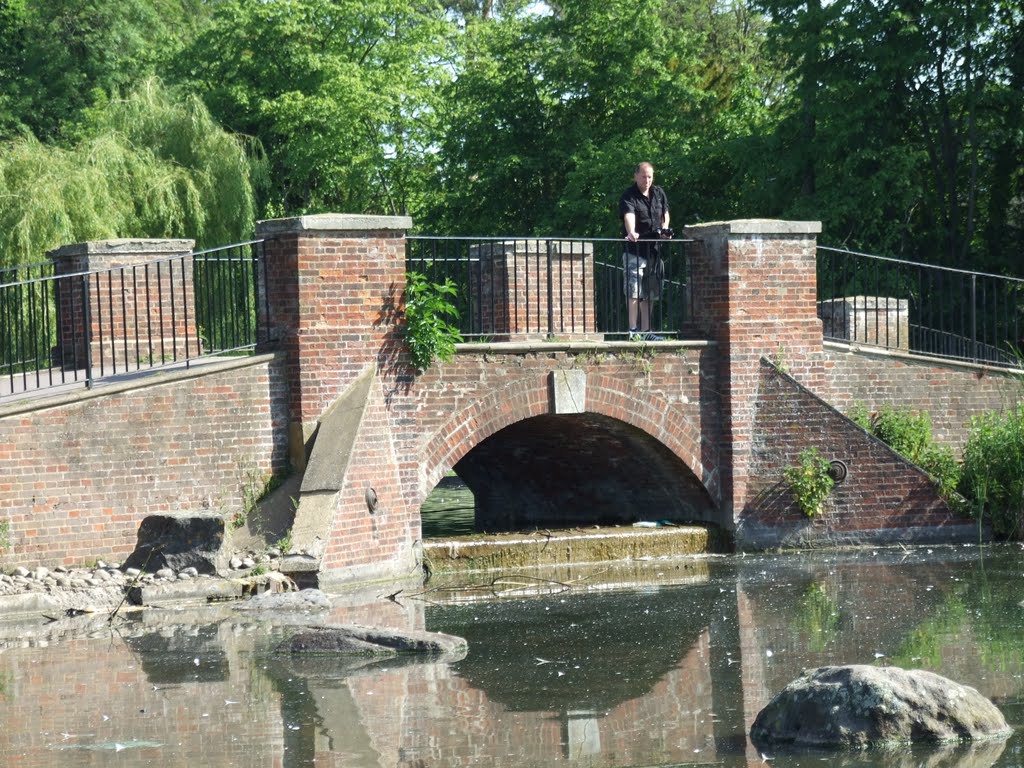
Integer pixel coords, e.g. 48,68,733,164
0,547,294,620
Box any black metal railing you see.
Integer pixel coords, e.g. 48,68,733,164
817,246,1024,368
193,240,268,355
0,240,268,401
405,236,693,339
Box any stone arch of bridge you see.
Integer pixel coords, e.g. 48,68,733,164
420,375,719,531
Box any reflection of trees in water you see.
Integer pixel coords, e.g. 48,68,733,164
762,738,1007,768
890,591,969,669
737,553,966,682
425,584,725,712
890,552,1024,719
796,580,842,653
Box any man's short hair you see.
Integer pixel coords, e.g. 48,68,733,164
634,162,654,174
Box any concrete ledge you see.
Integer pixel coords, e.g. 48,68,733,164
0,353,281,417
455,339,714,355
734,522,987,551
128,579,245,607
685,219,822,236
50,239,195,261
424,525,725,574
824,339,1024,377
257,214,413,236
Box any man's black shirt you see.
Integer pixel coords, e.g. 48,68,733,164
619,183,669,255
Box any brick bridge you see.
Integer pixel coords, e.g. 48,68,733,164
0,215,1018,584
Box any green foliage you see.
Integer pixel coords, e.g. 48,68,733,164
769,345,788,373
784,447,834,518
234,467,287,531
0,0,1021,280
871,406,933,465
960,404,1024,539
890,591,968,669
1,0,213,142
848,401,872,432
275,531,293,555
751,0,1022,268
856,405,961,499
175,0,453,218
426,0,776,235
0,78,258,269
403,271,463,372
796,580,840,652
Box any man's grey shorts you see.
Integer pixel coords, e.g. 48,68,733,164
622,252,661,300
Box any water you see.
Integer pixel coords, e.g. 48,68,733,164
1,544,1023,767
421,475,475,536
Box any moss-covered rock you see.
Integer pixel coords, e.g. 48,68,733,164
751,665,1011,749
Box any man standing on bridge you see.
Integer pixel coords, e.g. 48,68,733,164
620,161,671,341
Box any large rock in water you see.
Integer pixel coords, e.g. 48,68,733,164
750,665,1011,749
275,624,468,663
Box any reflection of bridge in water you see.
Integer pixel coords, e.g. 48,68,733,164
0,550,1013,767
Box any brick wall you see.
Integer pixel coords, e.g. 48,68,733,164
0,356,289,568
468,240,596,339
257,215,419,585
740,358,975,547
50,239,200,371
821,343,1020,449
258,215,410,446
404,346,721,533
4,216,1019,577
684,221,825,525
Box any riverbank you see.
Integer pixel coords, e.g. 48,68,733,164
0,550,292,621
0,523,729,622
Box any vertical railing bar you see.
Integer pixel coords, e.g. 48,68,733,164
475,240,483,335
581,239,588,335
43,265,52,385
66,274,80,381
970,274,978,363
242,245,256,349
873,253,882,348
156,262,166,365
224,250,236,351
96,272,107,376
259,241,271,344
523,239,530,335
168,256,179,362
132,266,141,370
546,239,554,338
15,275,26,390
83,274,94,389
180,254,191,364
119,268,129,372
27,270,40,389
1,283,12,392
144,263,154,368
42,274,56,388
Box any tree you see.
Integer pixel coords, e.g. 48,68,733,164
0,79,258,268
1,0,214,143
425,0,776,235
175,0,454,218
753,0,1020,270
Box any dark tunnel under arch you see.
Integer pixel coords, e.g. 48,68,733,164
423,412,716,535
